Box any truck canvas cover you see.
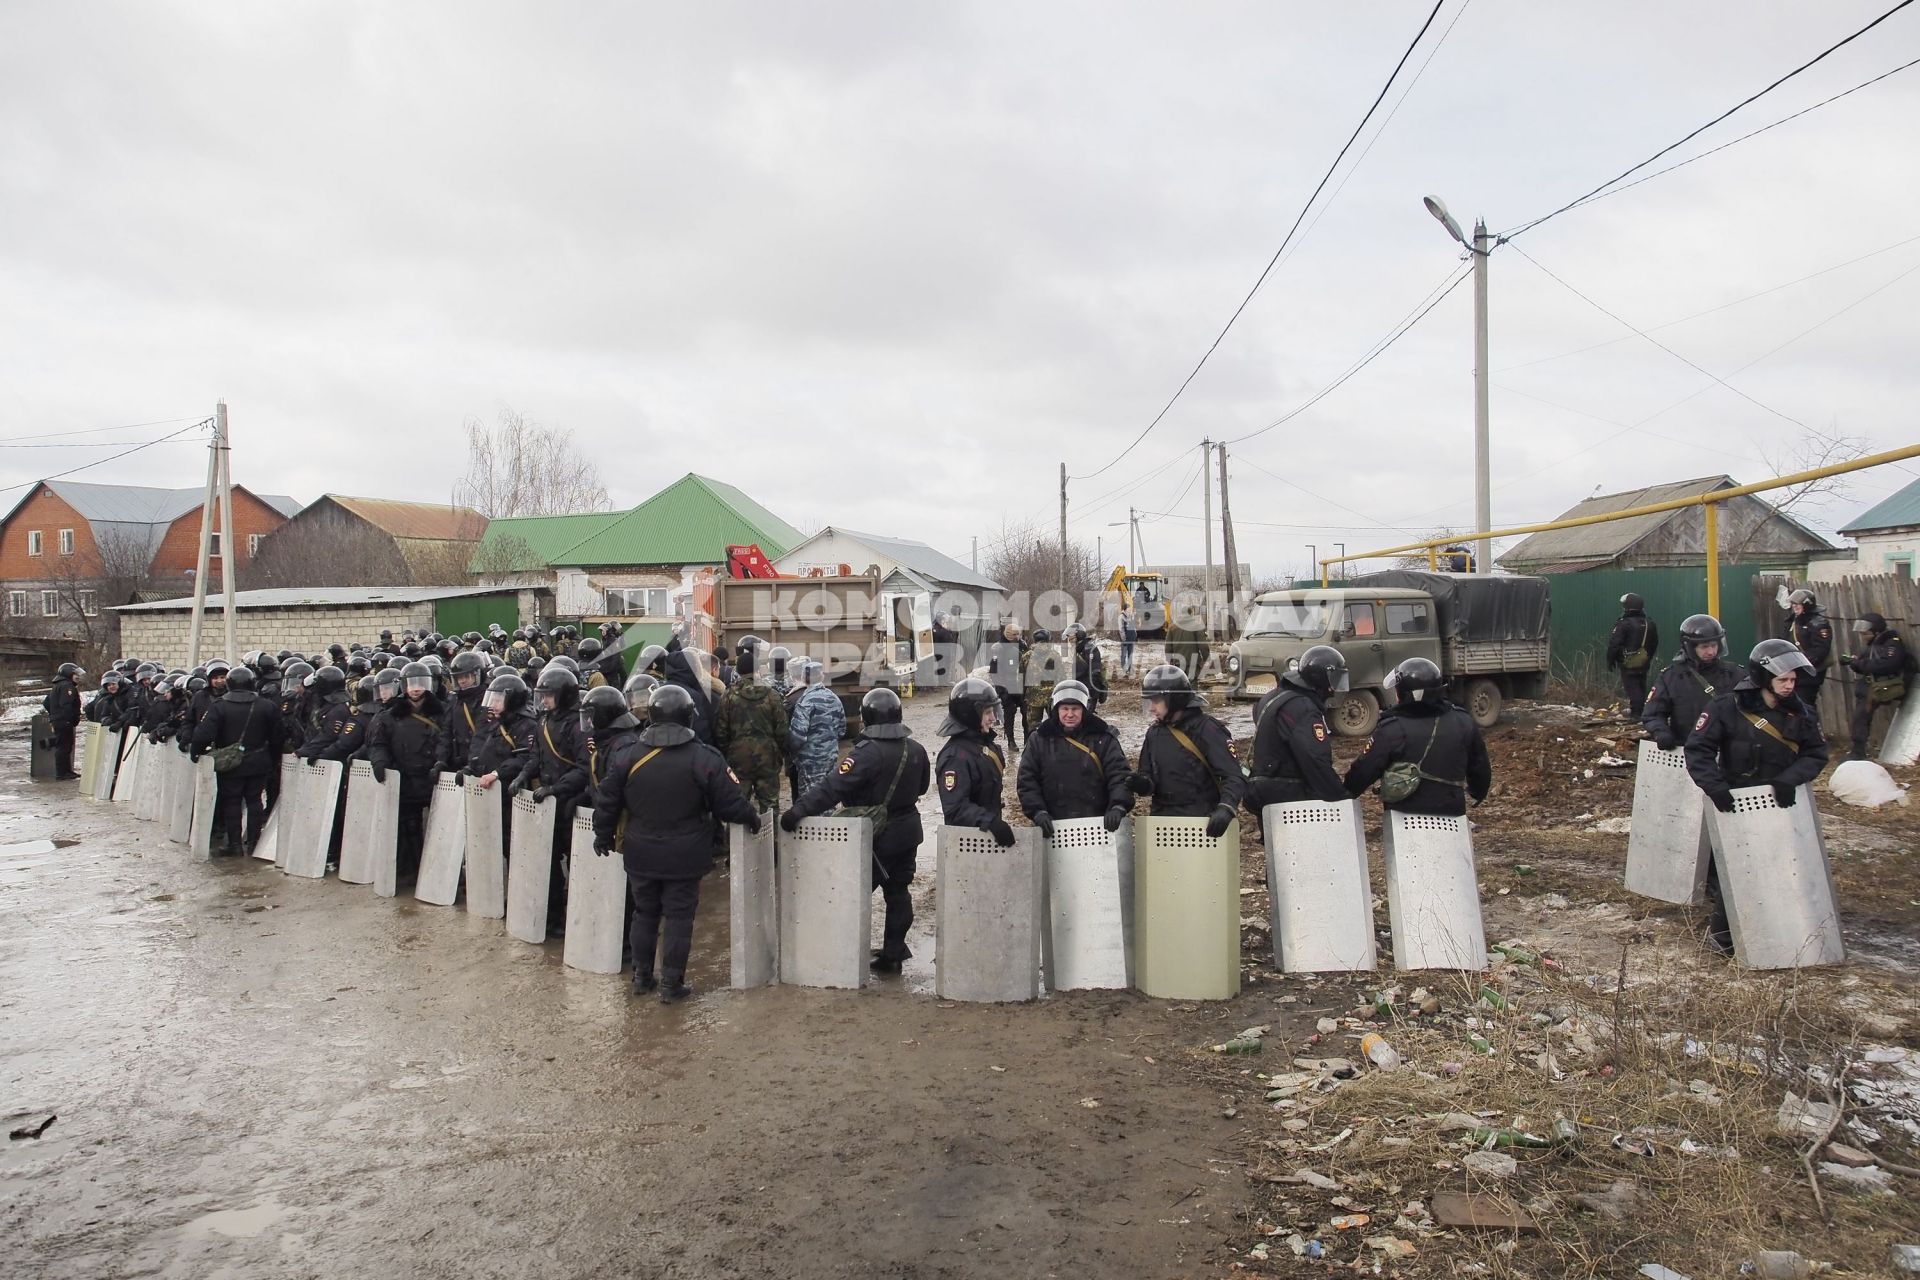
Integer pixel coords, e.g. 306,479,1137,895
1351,571,1550,644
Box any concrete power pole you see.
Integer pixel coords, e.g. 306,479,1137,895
1472,218,1492,574
1217,441,1239,629
1200,439,1214,639
217,401,238,661
185,413,219,668
1058,462,1068,593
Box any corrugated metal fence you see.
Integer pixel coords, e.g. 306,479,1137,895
1538,564,1805,688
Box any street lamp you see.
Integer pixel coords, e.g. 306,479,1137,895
1424,194,1492,575
1306,544,1318,586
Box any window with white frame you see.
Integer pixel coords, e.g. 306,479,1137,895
249,533,263,557
58,528,74,556
7,591,24,617
604,587,671,617
27,530,43,556
77,590,97,616
41,590,59,617
208,532,222,557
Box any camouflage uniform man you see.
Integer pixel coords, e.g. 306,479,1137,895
1022,629,1064,732
788,659,846,794
713,636,790,810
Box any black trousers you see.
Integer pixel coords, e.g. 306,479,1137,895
999,692,1026,745
628,875,701,980
53,724,76,777
873,849,916,960
213,773,267,854
1619,669,1650,718
1851,693,1897,754
397,802,428,879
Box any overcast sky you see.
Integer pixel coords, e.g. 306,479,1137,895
3,1,1917,581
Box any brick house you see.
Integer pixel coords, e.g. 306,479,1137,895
0,479,301,648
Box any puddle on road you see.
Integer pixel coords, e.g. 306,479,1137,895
0,839,75,857
178,1197,290,1239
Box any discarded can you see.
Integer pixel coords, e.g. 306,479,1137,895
1360,1033,1402,1070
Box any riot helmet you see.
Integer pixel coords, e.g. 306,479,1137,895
649,683,696,728
1748,638,1815,688
374,667,404,703
1284,645,1350,695
310,666,347,699
1141,664,1194,716
622,672,659,713
401,661,434,699
1385,656,1446,706
535,664,580,712
1787,588,1817,613
483,670,529,716
1620,593,1645,612
945,676,999,733
1678,614,1727,663
450,649,488,692
226,665,256,692
580,684,635,734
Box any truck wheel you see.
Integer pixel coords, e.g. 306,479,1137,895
1328,690,1381,737
1465,678,1502,728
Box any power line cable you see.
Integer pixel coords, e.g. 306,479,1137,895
1503,0,1918,240
0,419,214,497
0,416,204,445
1071,0,1450,480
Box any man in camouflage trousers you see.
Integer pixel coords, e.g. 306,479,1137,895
1022,629,1064,739
788,659,847,794
712,636,790,811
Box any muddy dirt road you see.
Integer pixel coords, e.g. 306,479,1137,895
0,693,1284,1280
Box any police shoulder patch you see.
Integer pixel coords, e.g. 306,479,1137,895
942,770,957,790
838,756,854,775
1693,711,1710,732
1313,723,1327,742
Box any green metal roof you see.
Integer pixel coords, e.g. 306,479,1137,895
1840,476,1920,536
469,510,623,573
549,473,804,568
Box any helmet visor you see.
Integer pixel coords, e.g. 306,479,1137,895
405,675,433,695
1759,649,1816,679
483,689,506,713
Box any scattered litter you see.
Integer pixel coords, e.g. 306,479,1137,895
1589,816,1632,835
1596,753,1633,768
1462,1151,1517,1178
1361,1032,1401,1070
1430,1192,1536,1232
1078,1098,1101,1109
1677,1139,1739,1160
1366,1236,1417,1258
1306,1126,1353,1153
1316,1017,1339,1034
988,1065,1006,1073
1213,1036,1262,1055
1328,1213,1370,1230
1293,1056,1356,1077
1574,1180,1643,1222
8,1114,55,1140
1639,1266,1693,1280
1828,759,1908,808
1288,1169,1342,1191
1749,1251,1811,1280
1891,1243,1920,1274
1777,1092,1840,1141
1611,1133,1656,1157
1818,1162,1895,1195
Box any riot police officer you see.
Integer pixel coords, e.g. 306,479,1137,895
1065,622,1109,708
1606,593,1660,718
437,650,489,780
42,662,84,778
1844,611,1910,757
1642,614,1744,751
1245,645,1349,822
782,687,931,974
1781,589,1833,710
1344,657,1492,815
591,683,761,1003
1685,639,1828,954
297,667,353,762
1015,680,1131,835
1128,665,1244,836
368,661,443,881
935,677,1014,846
190,666,285,855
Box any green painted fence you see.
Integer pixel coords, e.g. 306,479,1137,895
1540,563,1797,684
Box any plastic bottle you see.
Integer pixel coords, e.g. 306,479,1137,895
1360,1032,1401,1069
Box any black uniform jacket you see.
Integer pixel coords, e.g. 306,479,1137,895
1343,701,1491,817
1606,612,1659,670
368,693,445,804
1246,686,1346,808
515,711,592,804
1784,611,1833,677
468,708,536,778
1074,643,1110,706
438,687,484,774
593,724,758,879
43,677,81,729
1642,657,1746,747
935,728,1007,828
1848,628,1910,687
300,695,353,761
319,703,376,762
1015,713,1131,821
1684,684,1828,798
1138,706,1245,817
190,690,285,780
794,731,932,859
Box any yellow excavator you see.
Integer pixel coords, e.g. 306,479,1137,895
1102,567,1170,636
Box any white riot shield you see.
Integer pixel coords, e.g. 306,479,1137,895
937,826,1043,1002
93,729,127,801
189,756,218,859
563,810,625,974
1382,810,1486,972
273,755,304,868
339,760,395,884
1705,784,1844,970
282,760,341,879
78,723,102,795
1263,800,1377,973
729,812,778,988
135,740,167,822
167,748,195,843
1133,816,1242,1000
110,730,141,804
414,772,467,905
1879,697,1920,768
506,792,556,942
1042,816,1135,991
1624,741,1710,905
462,780,507,919
777,816,873,990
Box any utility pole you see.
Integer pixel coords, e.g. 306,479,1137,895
1127,506,1138,570
1200,439,1214,639
1472,218,1492,574
1217,441,1239,630
971,535,978,573
1058,463,1069,593
216,401,238,662
185,413,219,667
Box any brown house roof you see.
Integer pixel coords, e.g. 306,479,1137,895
322,495,488,542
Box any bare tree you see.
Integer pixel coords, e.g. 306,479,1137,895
1725,425,1868,562
32,527,155,651
981,520,1104,607
1391,526,1470,572
454,408,611,517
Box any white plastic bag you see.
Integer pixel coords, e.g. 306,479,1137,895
1829,759,1909,808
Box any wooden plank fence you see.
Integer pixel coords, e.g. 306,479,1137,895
1751,573,1920,747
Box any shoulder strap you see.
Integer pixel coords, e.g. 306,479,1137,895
1064,735,1102,765
498,721,517,748
541,721,576,767
877,741,913,808
1168,726,1207,764
1742,711,1799,754
626,747,663,780
462,701,476,732
982,743,1005,775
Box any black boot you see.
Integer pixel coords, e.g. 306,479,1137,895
632,968,657,995
659,973,693,1003
869,954,904,975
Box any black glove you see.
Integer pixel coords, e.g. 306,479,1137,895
1104,805,1126,832
593,836,614,856
1708,789,1737,814
744,812,763,835
780,808,802,833
449,769,466,787
988,818,1016,847
1125,771,1154,796
531,786,554,802
506,776,527,797
189,750,202,763
371,762,387,783
1034,811,1054,839
1205,805,1235,839
1652,732,1678,752
1773,783,1798,809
